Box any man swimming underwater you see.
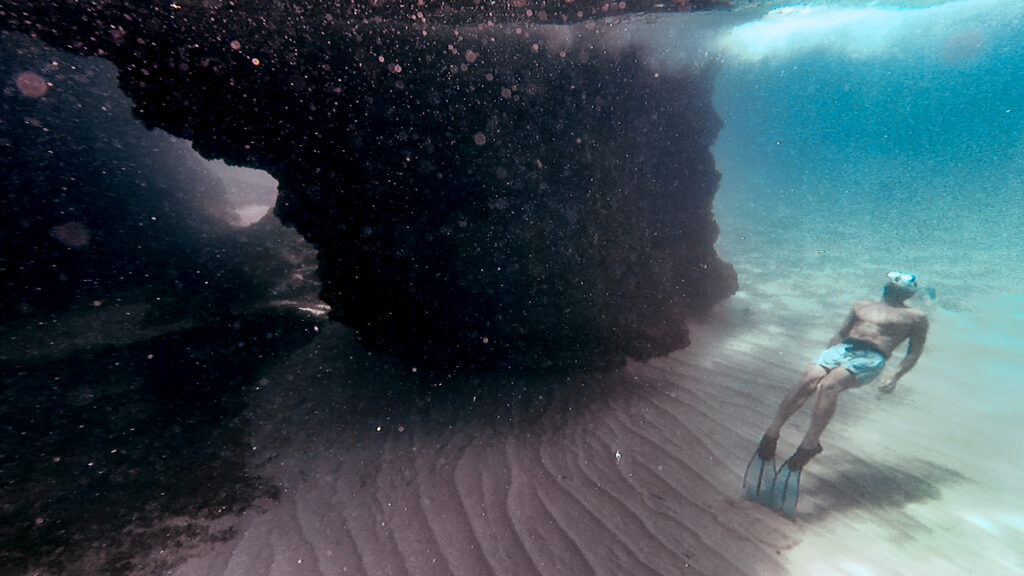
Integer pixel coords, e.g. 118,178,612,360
743,271,930,517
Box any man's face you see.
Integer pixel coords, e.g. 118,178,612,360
884,285,915,302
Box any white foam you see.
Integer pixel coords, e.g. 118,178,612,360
716,0,1023,62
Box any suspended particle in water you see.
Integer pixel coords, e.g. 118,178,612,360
473,132,487,146
230,40,242,50
15,72,48,98
50,221,91,248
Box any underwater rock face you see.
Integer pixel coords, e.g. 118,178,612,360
2,3,736,369
0,33,239,317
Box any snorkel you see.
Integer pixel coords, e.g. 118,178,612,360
883,271,919,304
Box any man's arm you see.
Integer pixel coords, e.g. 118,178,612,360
878,314,929,395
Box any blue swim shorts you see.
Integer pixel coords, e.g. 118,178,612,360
814,340,887,384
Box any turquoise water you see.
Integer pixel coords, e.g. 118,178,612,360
710,3,1024,571
712,0,1024,422
4,2,1023,573
713,1,1024,302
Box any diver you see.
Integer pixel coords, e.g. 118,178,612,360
743,271,930,517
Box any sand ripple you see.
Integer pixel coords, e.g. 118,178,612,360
169,320,795,576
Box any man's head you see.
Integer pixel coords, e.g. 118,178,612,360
884,271,918,302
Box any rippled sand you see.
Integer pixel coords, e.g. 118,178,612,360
165,281,1023,576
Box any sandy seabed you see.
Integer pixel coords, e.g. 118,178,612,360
6,172,1022,576
160,254,1024,576
5,210,1022,576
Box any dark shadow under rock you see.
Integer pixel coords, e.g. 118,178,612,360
0,307,321,575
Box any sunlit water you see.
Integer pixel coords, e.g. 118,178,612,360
712,1,1024,572
3,1,1024,574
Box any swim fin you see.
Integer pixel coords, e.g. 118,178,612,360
742,436,777,504
769,444,822,518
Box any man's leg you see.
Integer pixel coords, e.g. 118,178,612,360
764,364,828,440
797,366,858,450
768,367,858,517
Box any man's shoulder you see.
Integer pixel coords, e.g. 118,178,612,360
896,306,928,326
898,305,927,317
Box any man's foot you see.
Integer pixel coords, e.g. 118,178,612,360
785,444,823,471
756,435,779,461
769,444,822,518
743,435,779,502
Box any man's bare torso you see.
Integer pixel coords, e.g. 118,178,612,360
841,301,927,358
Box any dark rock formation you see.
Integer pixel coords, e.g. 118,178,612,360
2,2,737,370
0,32,318,321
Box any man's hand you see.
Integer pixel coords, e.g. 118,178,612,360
877,377,898,396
